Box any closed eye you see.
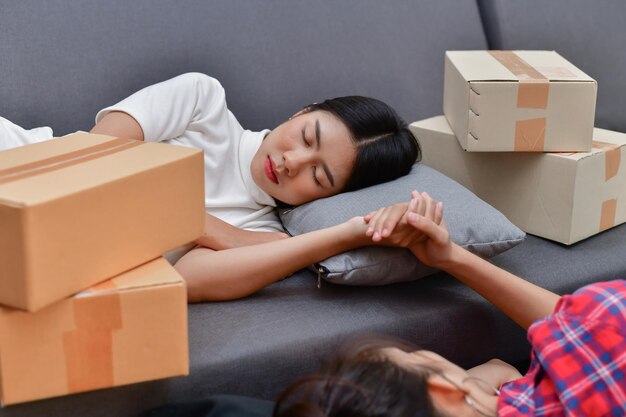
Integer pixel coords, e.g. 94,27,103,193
301,128,311,147
311,166,323,187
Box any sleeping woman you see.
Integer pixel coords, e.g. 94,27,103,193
87,72,422,302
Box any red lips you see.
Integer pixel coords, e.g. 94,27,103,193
265,156,279,184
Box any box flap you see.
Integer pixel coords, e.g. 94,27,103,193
75,258,184,298
0,132,115,170
447,50,595,83
0,132,202,206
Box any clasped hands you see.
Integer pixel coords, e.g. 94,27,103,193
362,191,454,269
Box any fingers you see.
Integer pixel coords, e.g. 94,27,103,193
424,193,436,221
434,201,443,225
407,204,448,245
366,203,408,241
364,192,444,244
413,191,440,223
400,195,418,224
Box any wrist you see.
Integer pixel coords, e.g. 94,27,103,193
335,217,370,249
435,242,467,272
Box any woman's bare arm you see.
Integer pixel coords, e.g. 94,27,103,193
90,111,144,140
195,213,288,250
176,217,371,301
438,244,560,330
366,192,560,330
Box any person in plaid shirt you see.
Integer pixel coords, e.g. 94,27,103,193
274,192,626,417
497,279,626,416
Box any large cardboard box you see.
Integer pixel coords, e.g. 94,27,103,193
410,116,625,245
0,257,188,406
444,50,597,152
0,132,205,311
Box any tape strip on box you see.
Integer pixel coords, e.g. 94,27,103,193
0,137,142,185
488,51,549,151
600,199,618,232
514,118,546,152
592,141,622,232
488,51,550,109
62,280,122,394
593,141,622,181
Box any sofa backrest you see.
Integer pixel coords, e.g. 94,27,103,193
478,0,626,132
0,0,487,135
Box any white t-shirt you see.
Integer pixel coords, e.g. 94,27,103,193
95,72,284,234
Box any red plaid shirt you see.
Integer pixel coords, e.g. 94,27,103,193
498,280,626,417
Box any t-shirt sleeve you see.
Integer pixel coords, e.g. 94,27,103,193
95,72,232,143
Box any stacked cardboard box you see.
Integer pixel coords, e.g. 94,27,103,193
0,132,205,405
410,50,625,245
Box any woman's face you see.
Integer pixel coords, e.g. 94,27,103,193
251,110,357,206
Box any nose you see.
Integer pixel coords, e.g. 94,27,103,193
282,149,313,176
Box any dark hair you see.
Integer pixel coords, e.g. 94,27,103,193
273,336,446,417
304,96,420,192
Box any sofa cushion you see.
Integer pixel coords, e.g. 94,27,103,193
477,0,626,132
172,224,626,403
0,0,487,136
279,164,525,285
147,395,273,417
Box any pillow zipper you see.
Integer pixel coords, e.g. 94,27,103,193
314,263,328,289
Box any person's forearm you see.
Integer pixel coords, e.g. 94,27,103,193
194,213,288,250
178,218,369,301
441,244,560,330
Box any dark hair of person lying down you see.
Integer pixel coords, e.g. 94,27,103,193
273,336,446,417
304,96,421,193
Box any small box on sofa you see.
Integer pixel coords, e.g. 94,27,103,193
443,50,597,152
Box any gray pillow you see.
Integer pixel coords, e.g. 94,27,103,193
278,164,525,285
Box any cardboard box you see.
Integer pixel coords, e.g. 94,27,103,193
444,50,597,152
0,257,188,406
0,132,205,311
410,116,625,244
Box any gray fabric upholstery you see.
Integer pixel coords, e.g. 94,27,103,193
2,2,626,417
4,224,626,417
177,224,626,402
147,395,274,417
477,0,626,132
0,0,487,136
279,164,525,285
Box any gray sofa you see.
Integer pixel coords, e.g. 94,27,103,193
1,1,625,416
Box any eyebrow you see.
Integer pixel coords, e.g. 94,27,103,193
315,119,335,187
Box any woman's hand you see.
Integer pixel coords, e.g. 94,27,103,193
364,191,437,247
404,192,454,269
364,191,454,268
363,201,411,243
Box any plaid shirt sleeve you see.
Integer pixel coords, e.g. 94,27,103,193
498,280,626,417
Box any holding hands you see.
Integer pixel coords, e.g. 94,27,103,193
364,191,455,269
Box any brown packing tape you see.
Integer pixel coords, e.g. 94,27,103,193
517,79,550,109
600,199,617,232
62,282,123,394
514,118,546,151
488,51,550,109
0,137,143,185
592,141,622,181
